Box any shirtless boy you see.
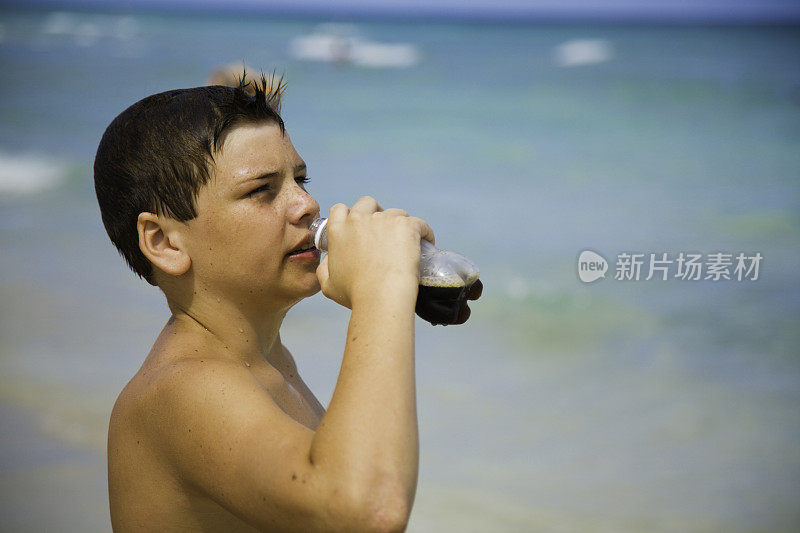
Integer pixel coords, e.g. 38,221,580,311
94,76,451,532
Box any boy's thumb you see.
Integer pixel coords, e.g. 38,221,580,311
315,254,330,288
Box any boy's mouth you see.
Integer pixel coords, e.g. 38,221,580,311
287,244,314,256
286,246,321,262
286,238,316,257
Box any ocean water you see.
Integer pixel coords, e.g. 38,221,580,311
1,7,799,531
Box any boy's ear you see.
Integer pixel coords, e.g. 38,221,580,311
137,212,191,278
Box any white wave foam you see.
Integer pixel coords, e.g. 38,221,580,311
554,39,613,67
40,11,140,46
351,42,419,69
0,152,66,195
41,12,75,36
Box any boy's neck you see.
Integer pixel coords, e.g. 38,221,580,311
166,289,289,369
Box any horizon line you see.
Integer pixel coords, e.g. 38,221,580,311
4,0,800,26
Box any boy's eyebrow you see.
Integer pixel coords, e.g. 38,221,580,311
241,163,307,183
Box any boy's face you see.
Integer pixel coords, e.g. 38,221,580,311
181,121,321,310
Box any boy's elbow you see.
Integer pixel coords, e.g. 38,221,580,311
364,494,410,533
336,482,411,533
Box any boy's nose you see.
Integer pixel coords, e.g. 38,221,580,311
288,186,319,225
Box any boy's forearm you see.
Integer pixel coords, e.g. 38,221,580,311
309,283,419,507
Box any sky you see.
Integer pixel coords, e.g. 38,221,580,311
9,0,800,22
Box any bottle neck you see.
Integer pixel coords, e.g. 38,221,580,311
309,217,328,251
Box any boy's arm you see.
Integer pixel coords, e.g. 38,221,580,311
310,278,419,525
310,197,433,527
144,197,427,532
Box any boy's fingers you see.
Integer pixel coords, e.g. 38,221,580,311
315,254,330,286
376,209,435,245
408,216,435,246
351,196,382,214
381,208,409,217
315,255,352,309
328,203,349,225
326,204,349,246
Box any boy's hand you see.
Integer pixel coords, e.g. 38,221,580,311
315,196,434,309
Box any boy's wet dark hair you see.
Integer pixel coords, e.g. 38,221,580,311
94,72,285,284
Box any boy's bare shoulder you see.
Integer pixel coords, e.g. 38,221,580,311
109,348,286,486
112,351,262,433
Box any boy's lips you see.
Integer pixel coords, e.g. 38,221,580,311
286,248,320,261
286,235,319,256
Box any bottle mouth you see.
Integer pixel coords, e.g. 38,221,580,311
309,217,328,251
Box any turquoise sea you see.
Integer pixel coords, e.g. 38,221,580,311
1,7,799,531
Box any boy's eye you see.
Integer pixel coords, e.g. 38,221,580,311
247,184,272,197
247,177,309,198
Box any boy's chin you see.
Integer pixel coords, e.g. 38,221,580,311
301,280,322,297
286,277,322,300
